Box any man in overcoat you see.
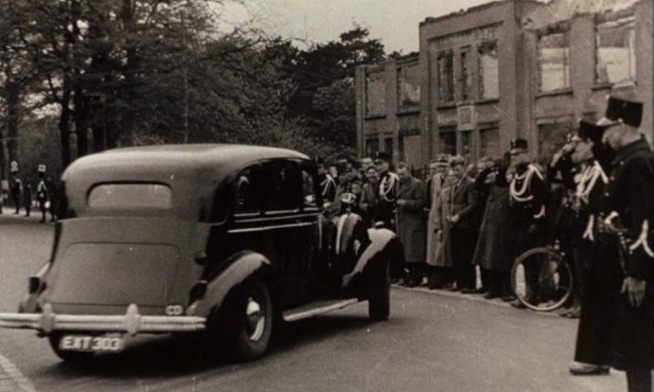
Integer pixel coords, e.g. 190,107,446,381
575,84,653,391
395,162,427,287
426,154,451,288
448,155,479,292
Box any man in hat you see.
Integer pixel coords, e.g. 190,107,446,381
447,155,479,293
316,158,337,205
425,154,452,288
372,151,399,230
507,138,548,308
395,162,427,287
579,84,653,391
9,161,22,214
35,164,49,223
567,119,613,375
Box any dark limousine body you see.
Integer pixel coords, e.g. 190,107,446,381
0,144,403,361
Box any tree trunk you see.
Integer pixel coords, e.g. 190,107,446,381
73,81,89,157
59,72,72,167
5,79,20,164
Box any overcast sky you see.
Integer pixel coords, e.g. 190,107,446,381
227,0,493,53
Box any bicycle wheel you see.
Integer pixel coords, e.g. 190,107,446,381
511,247,573,311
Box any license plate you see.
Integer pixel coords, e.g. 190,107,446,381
59,334,125,352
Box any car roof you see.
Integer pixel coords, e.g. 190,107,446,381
61,144,312,220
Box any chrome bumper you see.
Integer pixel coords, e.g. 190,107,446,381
0,304,206,335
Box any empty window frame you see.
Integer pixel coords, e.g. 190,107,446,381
596,17,636,85
437,51,455,104
478,41,499,99
538,31,570,92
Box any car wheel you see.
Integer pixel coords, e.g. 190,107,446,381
48,333,95,363
217,280,273,362
367,259,390,321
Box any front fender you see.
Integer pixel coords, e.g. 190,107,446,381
186,252,271,317
342,228,403,287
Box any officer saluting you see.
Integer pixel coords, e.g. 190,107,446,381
568,120,612,374
584,83,653,392
507,138,548,308
372,151,399,230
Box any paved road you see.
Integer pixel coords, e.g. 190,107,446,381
0,210,627,391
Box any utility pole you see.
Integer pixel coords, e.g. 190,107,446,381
182,0,190,144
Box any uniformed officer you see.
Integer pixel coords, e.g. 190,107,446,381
507,138,548,309
372,151,399,230
9,161,22,214
316,158,337,205
35,164,49,223
568,120,612,375
578,84,653,392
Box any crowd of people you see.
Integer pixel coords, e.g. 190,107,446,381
319,83,652,392
0,161,57,223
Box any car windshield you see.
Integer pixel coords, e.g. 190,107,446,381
88,183,172,209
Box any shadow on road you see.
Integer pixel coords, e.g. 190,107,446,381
39,313,378,380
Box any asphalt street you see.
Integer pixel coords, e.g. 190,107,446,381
0,209,627,391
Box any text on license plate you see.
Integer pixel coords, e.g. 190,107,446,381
59,334,125,352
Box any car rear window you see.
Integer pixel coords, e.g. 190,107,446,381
88,183,172,209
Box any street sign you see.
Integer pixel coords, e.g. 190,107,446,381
457,105,477,131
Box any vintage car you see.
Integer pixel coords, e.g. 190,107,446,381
0,144,403,362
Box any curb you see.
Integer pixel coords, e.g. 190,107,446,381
392,284,569,318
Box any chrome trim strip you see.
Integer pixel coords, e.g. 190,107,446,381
282,299,359,322
0,303,206,335
234,212,320,224
228,221,315,234
264,209,301,216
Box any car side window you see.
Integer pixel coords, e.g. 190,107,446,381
234,165,264,215
262,160,302,212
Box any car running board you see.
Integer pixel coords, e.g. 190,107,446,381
282,298,359,322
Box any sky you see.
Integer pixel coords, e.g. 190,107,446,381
223,0,493,53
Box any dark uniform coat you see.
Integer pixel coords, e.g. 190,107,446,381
577,138,654,371
395,177,427,263
473,171,512,271
374,171,399,228
508,163,548,259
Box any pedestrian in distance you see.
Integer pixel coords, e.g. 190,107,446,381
35,164,49,223
9,160,22,215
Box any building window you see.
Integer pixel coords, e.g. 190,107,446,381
460,46,472,101
478,41,499,100
438,51,454,104
439,127,457,155
365,137,379,158
366,72,386,117
479,127,500,159
398,64,421,112
596,17,636,85
538,30,570,92
384,137,393,155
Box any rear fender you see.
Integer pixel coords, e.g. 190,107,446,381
186,252,271,317
342,228,403,287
